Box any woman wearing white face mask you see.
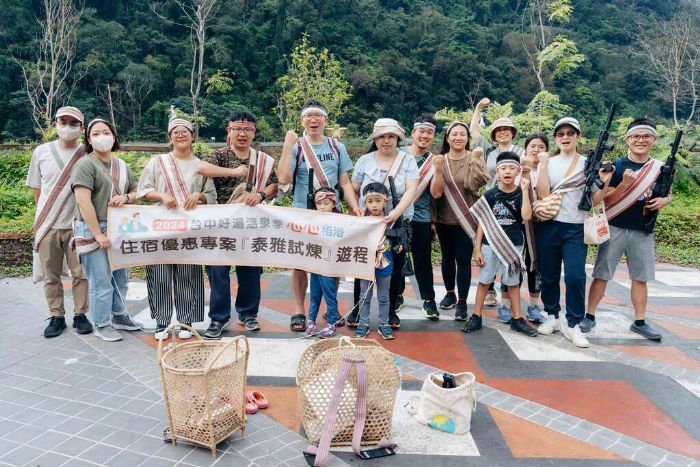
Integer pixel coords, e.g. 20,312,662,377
71,119,143,342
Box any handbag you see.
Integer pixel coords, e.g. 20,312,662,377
532,154,580,222
407,372,477,435
584,202,610,245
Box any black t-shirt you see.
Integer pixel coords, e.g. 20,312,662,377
608,157,652,231
482,186,524,246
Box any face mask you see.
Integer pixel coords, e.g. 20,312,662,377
91,135,115,153
56,124,81,141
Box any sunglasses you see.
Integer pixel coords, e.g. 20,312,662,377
555,130,578,138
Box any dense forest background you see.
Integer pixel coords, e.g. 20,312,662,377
0,0,694,142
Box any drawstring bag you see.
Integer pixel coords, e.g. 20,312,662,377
583,202,610,245
406,372,477,435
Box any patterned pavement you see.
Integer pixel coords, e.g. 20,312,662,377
0,261,699,466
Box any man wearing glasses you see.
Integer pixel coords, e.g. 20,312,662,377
585,118,669,341
197,110,279,338
276,100,361,332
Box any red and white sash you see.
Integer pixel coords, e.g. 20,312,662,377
33,144,86,250
523,182,538,272
442,161,479,240
413,153,435,203
248,149,275,192
605,158,662,221
73,157,129,256
299,136,332,191
155,152,191,205
470,196,525,276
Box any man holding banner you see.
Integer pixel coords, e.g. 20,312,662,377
26,106,90,338
196,110,279,338
276,100,361,332
586,118,669,341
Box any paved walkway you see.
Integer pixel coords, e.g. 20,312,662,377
1,262,699,466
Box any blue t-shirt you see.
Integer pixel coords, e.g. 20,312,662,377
291,137,353,209
351,151,420,220
376,238,394,276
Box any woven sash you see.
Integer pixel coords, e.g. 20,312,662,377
299,136,332,191
155,152,191,205
33,144,86,250
413,153,434,202
227,149,276,203
470,196,525,276
442,161,478,240
605,158,662,221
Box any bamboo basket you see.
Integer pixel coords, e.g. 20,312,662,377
157,324,249,457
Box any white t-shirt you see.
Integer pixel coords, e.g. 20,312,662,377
25,141,81,229
545,154,594,224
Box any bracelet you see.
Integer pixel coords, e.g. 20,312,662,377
124,193,130,203
259,191,266,201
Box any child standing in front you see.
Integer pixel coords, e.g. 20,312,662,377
463,152,538,337
356,183,397,340
307,187,340,338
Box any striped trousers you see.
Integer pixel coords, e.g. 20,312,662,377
146,264,205,327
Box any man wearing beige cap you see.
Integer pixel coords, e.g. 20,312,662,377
26,106,91,338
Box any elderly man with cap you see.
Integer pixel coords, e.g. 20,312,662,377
346,118,419,331
26,106,90,338
137,117,217,340
470,98,526,316
277,100,361,332
535,117,613,348
585,118,668,341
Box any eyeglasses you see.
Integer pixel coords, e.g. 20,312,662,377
230,127,255,134
555,130,578,138
171,131,191,137
302,114,326,120
628,134,655,142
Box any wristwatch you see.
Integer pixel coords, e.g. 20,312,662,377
124,193,130,203
259,191,266,201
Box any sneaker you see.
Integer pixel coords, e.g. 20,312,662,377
454,302,468,321
423,300,439,320
630,322,662,341
484,290,498,307
72,314,93,334
95,324,123,342
355,323,370,338
561,325,590,348
497,305,512,324
204,320,229,339
439,293,457,310
347,308,360,328
395,295,405,311
306,320,318,336
537,315,560,335
579,316,596,334
178,325,193,339
319,324,337,339
238,317,261,332
44,316,67,338
378,324,395,340
461,314,482,333
112,314,143,331
388,311,400,329
526,305,545,324
510,317,538,337
154,327,169,341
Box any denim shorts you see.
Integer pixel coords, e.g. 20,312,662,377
478,244,524,287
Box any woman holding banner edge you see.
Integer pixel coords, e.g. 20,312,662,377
137,118,217,340
71,118,143,342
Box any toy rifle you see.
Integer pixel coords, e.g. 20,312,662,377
578,103,617,211
386,176,414,277
642,129,683,233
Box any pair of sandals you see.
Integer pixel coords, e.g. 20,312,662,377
245,390,269,414
290,313,345,332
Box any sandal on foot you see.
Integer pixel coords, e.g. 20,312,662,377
290,314,307,332
247,390,269,409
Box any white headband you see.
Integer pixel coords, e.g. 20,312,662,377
496,159,521,169
413,122,436,131
626,125,657,138
301,106,328,118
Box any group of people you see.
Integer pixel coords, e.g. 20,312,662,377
28,97,671,347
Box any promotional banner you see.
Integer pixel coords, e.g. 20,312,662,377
107,205,386,280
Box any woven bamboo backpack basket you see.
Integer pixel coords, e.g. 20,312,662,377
296,337,400,446
157,324,249,457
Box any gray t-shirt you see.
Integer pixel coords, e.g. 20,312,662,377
475,135,525,189
403,147,431,223
71,156,136,221
351,151,420,220
290,137,353,209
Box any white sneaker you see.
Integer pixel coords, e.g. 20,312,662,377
178,329,193,339
95,324,123,342
537,315,560,335
154,328,169,341
561,324,590,348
